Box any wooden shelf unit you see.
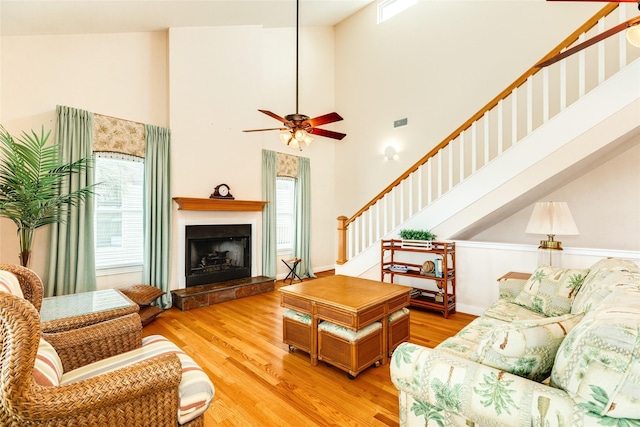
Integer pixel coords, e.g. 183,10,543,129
381,239,456,318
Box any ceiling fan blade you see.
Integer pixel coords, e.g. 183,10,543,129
305,112,344,127
536,17,640,68
258,110,291,125
308,127,347,140
243,127,288,133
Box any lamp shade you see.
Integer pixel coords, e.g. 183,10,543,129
526,202,579,236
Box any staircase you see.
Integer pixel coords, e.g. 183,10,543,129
336,4,640,277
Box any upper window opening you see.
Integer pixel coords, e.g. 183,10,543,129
377,0,417,24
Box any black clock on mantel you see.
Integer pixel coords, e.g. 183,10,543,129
210,184,234,200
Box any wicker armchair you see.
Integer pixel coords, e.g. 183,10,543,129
0,292,207,426
0,263,43,311
0,264,142,370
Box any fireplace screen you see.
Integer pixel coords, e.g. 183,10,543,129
185,224,251,287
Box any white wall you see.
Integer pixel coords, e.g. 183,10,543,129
471,139,640,250
0,32,168,285
0,24,338,290
333,1,610,217
167,25,338,288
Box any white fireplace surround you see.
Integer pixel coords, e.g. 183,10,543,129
177,218,258,288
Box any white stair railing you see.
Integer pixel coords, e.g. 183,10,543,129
337,4,638,264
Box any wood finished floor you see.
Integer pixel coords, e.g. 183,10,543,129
142,272,476,427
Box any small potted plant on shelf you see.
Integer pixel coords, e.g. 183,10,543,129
399,228,437,249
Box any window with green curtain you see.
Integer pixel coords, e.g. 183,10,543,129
94,153,144,273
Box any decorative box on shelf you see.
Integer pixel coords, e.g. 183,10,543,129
400,240,433,249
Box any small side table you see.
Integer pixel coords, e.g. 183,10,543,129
282,258,303,285
40,289,139,333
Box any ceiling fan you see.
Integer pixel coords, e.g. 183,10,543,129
536,0,640,68
242,0,346,148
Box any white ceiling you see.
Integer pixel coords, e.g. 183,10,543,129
0,0,375,36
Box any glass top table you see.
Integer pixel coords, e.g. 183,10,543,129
40,288,138,333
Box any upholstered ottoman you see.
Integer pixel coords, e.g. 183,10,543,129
282,309,313,354
388,307,410,356
318,321,383,378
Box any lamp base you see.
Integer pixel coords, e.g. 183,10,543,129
537,247,562,267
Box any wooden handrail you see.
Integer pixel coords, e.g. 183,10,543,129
337,3,620,264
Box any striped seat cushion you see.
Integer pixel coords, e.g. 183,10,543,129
61,335,214,425
33,338,64,386
0,270,23,298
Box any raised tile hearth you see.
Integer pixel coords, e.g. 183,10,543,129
171,276,275,311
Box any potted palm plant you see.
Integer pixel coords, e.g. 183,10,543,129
399,228,437,249
0,125,93,267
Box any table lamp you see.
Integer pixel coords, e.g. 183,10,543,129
525,201,579,267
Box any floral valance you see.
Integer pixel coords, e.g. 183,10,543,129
93,114,145,158
276,152,299,178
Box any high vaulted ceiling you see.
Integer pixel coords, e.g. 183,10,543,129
0,0,374,36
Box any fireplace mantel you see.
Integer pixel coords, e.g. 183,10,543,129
173,197,267,212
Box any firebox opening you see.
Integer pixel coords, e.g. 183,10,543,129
185,224,251,287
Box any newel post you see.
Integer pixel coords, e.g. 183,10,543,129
336,216,348,265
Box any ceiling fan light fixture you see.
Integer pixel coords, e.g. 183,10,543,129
627,24,640,48
294,129,306,141
280,131,293,145
303,134,313,146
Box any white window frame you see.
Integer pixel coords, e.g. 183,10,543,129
93,153,144,275
276,177,296,254
377,0,417,24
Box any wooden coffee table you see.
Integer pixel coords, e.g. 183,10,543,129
279,275,410,367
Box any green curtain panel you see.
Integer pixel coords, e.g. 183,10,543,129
262,149,277,278
46,105,97,296
293,156,315,278
143,124,172,308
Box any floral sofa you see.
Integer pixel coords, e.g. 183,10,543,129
390,257,640,426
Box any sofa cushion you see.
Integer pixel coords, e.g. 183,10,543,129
61,335,214,424
551,289,640,419
483,299,546,323
0,270,23,298
570,258,640,315
438,315,511,359
33,338,64,387
469,312,583,382
514,266,588,317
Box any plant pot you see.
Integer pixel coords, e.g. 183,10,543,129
401,240,433,249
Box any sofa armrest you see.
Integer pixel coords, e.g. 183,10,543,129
390,343,581,426
498,277,528,302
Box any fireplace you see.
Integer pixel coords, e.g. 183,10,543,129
185,224,251,287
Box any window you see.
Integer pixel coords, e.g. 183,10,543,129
94,155,144,272
276,177,295,252
377,0,417,23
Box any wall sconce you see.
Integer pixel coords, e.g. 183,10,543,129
385,146,397,160
525,201,579,267
627,24,640,48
